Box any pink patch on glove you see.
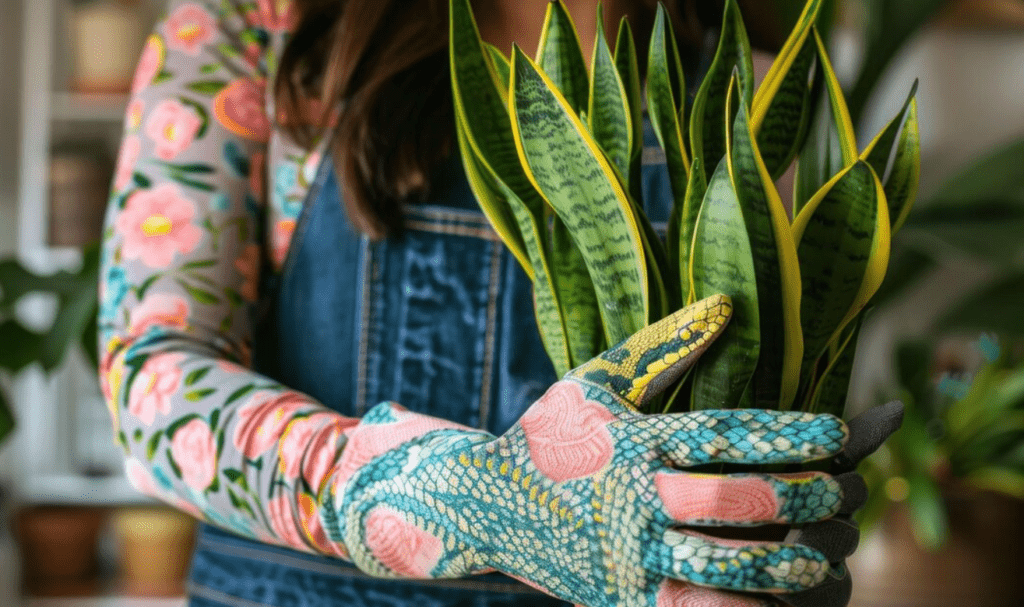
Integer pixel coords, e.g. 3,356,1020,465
520,382,616,483
334,407,470,484
364,507,442,578
655,472,779,524
657,580,766,606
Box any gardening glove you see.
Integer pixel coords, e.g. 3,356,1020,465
320,294,859,607
778,400,905,607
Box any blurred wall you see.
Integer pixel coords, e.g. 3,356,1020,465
0,0,23,257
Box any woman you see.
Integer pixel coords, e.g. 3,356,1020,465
99,1,892,606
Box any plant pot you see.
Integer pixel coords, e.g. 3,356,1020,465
112,507,196,596
848,489,1024,607
15,506,106,596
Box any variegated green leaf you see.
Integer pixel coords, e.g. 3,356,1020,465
679,156,707,305
511,46,648,343
589,5,632,182
793,26,859,214
751,0,824,119
646,4,690,283
550,219,603,368
806,316,860,416
792,95,841,215
450,0,536,270
814,27,857,166
689,0,754,183
793,161,890,396
485,42,511,92
689,160,760,410
614,17,643,200
456,112,572,375
728,85,804,410
752,34,818,179
536,0,589,115
861,83,920,235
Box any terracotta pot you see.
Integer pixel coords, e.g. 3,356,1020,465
112,507,196,596
15,506,106,596
849,490,1024,607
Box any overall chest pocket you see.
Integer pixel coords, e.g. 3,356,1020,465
356,206,504,429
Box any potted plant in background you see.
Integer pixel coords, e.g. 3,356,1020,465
0,246,107,595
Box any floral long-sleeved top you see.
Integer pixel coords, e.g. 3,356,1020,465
100,0,356,556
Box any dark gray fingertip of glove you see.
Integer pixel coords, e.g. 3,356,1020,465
791,516,860,562
834,400,904,472
836,472,868,514
777,563,852,607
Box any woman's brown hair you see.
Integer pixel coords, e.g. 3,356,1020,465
275,0,748,239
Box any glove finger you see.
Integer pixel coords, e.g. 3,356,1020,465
777,563,852,607
653,579,777,606
833,400,904,472
620,409,848,466
649,529,830,593
567,294,732,408
789,516,860,562
835,472,868,514
654,470,843,526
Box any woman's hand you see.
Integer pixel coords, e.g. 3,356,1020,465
320,295,880,606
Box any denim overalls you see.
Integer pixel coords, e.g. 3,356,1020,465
186,126,674,607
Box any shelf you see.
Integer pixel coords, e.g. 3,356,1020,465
22,473,157,506
51,92,129,123
25,597,186,607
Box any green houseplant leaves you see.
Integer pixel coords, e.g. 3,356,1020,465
451,0,920,416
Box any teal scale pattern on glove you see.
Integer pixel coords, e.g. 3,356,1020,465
319,296,853,607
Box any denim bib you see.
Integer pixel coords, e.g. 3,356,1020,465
187,125,674,607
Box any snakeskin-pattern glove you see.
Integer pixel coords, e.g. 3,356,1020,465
319,295,867,607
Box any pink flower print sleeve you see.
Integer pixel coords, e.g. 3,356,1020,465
99,0,360,557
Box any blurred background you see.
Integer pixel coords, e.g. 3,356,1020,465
0,0,1023,606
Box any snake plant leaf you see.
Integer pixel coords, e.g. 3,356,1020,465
689,160,760,410
450,0,535,271
680,156,708,305
751,34,818,179
510,45,648,343
813,28,857,166
751,0,823,124
793,161,890,394
646,3,686,163
861,82,920,234
589,5,632,182
860,81,916,175
792,94,839,215
647,3,690,282
550,219,604,368
880,98,919,234
806,316,861,416
456,112,572,375
633,199,672,321
615,17,644,200
536,0,590,116
727,82,804,410
792,27,858,213
485,42,511,92
689,0,754,184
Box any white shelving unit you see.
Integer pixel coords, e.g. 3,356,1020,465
13,0,160,506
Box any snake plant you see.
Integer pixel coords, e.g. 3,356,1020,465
450,0,920,417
